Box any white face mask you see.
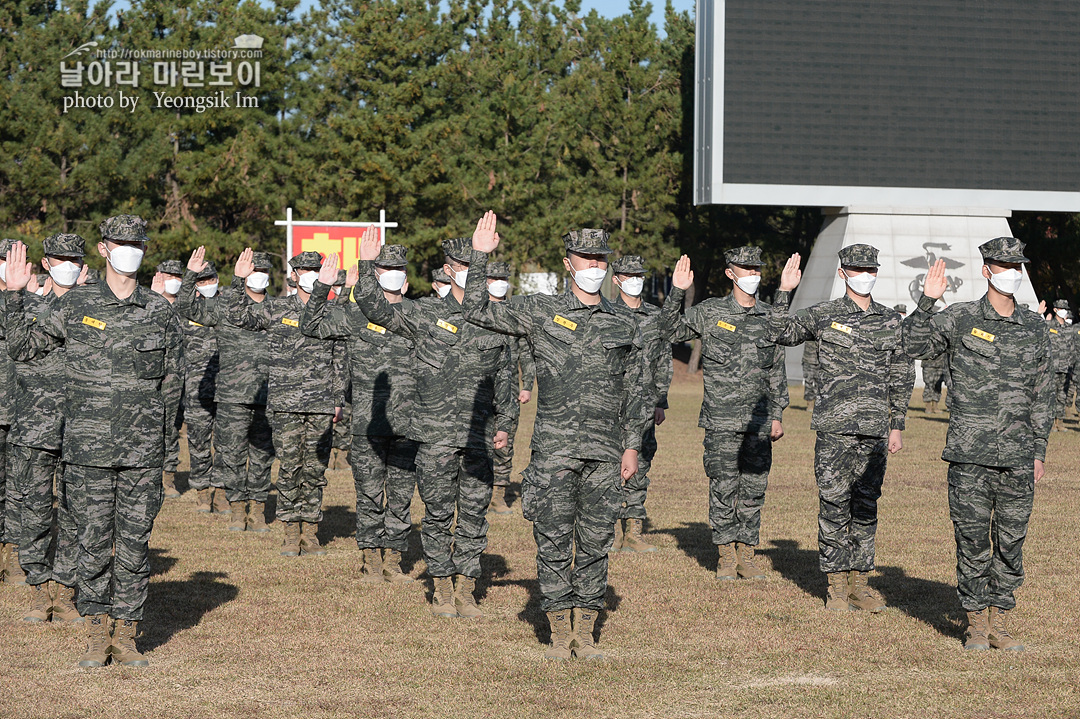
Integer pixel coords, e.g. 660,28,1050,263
246,272,270,291
378,269,407,292
0,261,6,283
1056,309,1069,318
197,281,219,298
843,270,876,296
297,271,318,294
34,286,45,296
733,274,761,295
286,287,297,296
487,279,510,298
1067,319,1074,326
618,277,644,297
449,266,468,288
48,260,82,287
571,266,606,294
106,244,145,274
988,267,1022,295
434,283,450,298
163,278,182,295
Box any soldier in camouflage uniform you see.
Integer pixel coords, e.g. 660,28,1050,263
0,238,27,586
222,249,345,554
330,269,353,470
661,248,787,579
302,244,419,582
152,259,186,498
5,216,183,668
181,261,221,513
484,260,534,516
178,248,274,523
463,213,651,660
348,229,514,618
801,340,819,410
610,255,673,554
431,267,451,298
768,244,914,613
903,237,1052,651
8,233,87,622
1046,299,1074,432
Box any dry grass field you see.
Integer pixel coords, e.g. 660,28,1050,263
3,376,1079,718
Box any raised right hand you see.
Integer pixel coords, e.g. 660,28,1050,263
472,210,500,253
187,246,208,273
779,253,802,292
359,226,381,262
4,242,34,291
234,248,254,279
318,252,339,286
923,259,947,300
672,255,694,290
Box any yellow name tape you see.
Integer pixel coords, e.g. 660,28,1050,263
553,315,577,331
437,319,458,334
716,320,736,332
830,322,852,334
971,328,995,342
189,320,204,327
1050,328,1059,334
82,316,106,330
366,322,386,335
282,317,299,328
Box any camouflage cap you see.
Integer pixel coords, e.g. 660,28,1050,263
485,261,511,278
431,267,450,284
251,251,275,271
893,303,908,314
195,260,218,281
289,251,323,270
43,232,86,258
376,244,408,267
611,255,646,275
978,237,1029,264
156,259,184,276
563,229,613,256
335,269,347,286
838,243,880,268
35,273,49,286
0,238,14,259
441,237,472,263
99,214,149,243
723,246,764,267
1053,299,1070,310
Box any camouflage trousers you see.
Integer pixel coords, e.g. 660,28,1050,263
814,432,887,573
522,452,623,613
183,389,216,491
948,463,1034,612
67,464,163,621
415,444,493,578
352,433,417,552
333,398,352,452
619,421,656,520
802,362,819,402
0,424,8,544
491,412,520,487
214,402,275,504
922,367,949,404
271,412,334,524
1053,372,1070,418
703,430,772,546
13,445,77,588
165,389,183,473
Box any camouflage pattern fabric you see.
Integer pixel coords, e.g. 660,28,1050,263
181,302,219,489
270,411,334,523
13,445,77,587
813,432,887,572
184,390,216,491
802,340,819,403
703,430,772,546
214,402,275,503
0,425,7,545
351,434,418,551
491,331,535,487
620,422,656,520
0,291,14,543
1047,319,1074,417
415,444,493,578
8,292,65,452
921,352,950,404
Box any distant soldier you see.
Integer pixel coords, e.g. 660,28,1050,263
610,254,673,553
152,259,186,498
904,238,1052,651
431,267,451,298
0,238,26,585
801,340,819,411
661,248,787,579
768,245,914,613
180,261,222,513
1047,299,1074,431
330,268,352,469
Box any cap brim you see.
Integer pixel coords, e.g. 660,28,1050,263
984,255,1029,264
567,247,615,255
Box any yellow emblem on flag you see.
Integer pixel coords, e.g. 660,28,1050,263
971,328,995,342
437,319,458,334
189,320,204,327
553,315,577,331
716,320,736,332
829,322,852,334
282,317,299,328
366,322,386,335
82,316,106,330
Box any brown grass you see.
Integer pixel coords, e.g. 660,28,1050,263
2,379,1079,719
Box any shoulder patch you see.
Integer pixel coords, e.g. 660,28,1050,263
553,315,577,331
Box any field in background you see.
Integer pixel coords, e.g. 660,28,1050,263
2,379,1079,718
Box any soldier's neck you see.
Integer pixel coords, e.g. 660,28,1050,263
845,288,872,311
1054,315,1066,325
383,289,402,305
297,289,311,305
164,293,177,304
732,285,756,308
53,284,72,298
245,287,266,303
986,286,1015,317
105,268,136,300
571,283,601,306
450,284,465,304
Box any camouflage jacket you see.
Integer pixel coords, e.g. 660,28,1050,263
1046,319,1075,373
223,278,346,415
0,292,14,427
300,280,416,437
180,296,220,401
662,288,788,433
921,350,948,374
462,249,652,463
768,291,913,438
4,282,183,468
6,292,66,451
354,260,515,449
511,333,536,395
903,293,1053,466
615,295,674,411
177,271,269,405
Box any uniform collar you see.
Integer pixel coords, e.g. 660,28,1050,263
840,294,883,316
979,293,1023,325
722,293,765,315
100,279,148,308
564,288,615,314
614,295,649,313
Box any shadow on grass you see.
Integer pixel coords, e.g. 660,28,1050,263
149,548,179,578
654,521,715,571
174,470,192,494
759,539,966,640
318,504,356,545
142,570,239,652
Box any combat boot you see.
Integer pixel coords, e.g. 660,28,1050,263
454,575,483,619
621,518,658,553
212,488,231,516
4,545,26,586
50,582,83,624
544,610,574,660
247,502,270,533
280,522,301,557
988,607,1025,651
162,470,180,499
488,485,512,515
848,570,885,612
571,608,604,660
78,615,111,667
227,501,248,531
927,400,938,414
382,549,414,584
23,582,51,622
429,576,458,618
300,523,327,556
359,549,386,583
825,572,853,611
716,543,738,581
735,543,766,579
964,609,990,651
195,488,212,513
110,619,149,667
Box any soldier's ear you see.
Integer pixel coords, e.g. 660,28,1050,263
980,264,991,281
97,242,108,259
562,256,573,274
